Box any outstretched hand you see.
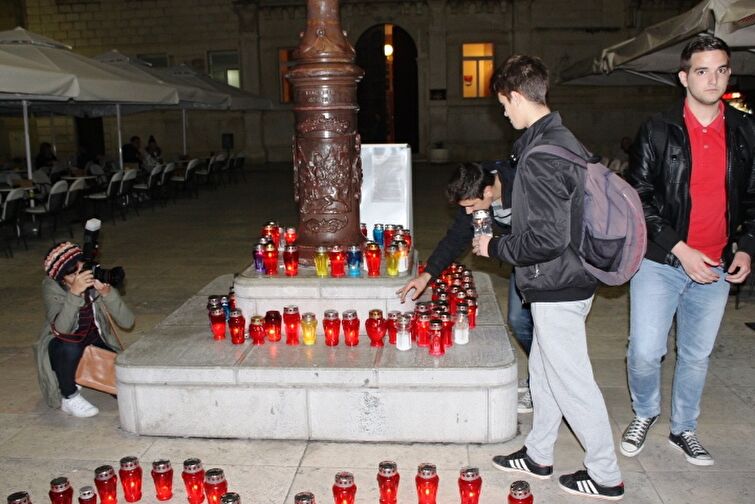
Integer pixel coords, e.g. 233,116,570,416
396,272,431,303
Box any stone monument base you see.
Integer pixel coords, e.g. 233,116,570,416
116,271,518,443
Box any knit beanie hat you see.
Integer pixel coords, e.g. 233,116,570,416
44,242,83,282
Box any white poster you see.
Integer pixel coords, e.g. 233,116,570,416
359,143,413,235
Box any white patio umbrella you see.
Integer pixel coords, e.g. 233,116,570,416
0,27,179,174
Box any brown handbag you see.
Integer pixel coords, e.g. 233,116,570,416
74,308,124,395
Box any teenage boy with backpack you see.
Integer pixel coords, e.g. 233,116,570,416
473,54,624,500
620,35,754,466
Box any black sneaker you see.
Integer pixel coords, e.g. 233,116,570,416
491,446,553,480
558,470,625,501
620,415,658,457
668,431,714,466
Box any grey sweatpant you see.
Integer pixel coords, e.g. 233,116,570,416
524,297,622,487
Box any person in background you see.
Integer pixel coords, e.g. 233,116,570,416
122,136,143,167
35,142,57,171
34,242,134,417
145,135,162,160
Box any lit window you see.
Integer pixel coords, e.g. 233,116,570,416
462,43,494,98
279,48,296,103
208,50,240,88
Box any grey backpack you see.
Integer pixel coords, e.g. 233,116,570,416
523,145,647,286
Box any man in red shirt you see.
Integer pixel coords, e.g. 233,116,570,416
621,36,755,465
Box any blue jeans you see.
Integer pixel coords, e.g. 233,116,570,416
508,269,533,356
627,259,730,434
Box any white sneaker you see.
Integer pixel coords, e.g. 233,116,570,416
61,393,99,418
517,389,533,414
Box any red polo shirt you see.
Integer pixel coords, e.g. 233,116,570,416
683,99,728,262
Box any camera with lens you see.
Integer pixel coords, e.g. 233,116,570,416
82,218,126,287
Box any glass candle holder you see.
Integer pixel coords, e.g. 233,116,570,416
415,464,439,504
227,289,236,311
181,459,205,504
372,224,384,245
383,224,396,248
249,316,266,345
283,305,301,346
377,461,399,504
341,310,360,346
323,310,340,346
329,245,346,278
332,472,356,504
454,311,470,345
119,456,143,503
252,244,265,274
151,460,173,501
203,469,227,504
458,467,482,504
394,240,409,273
386,311,400,345
284,227,297,245
263,243,279,276
207,295,222,311
314,246,329,278
385,244,399,277
220,494,239,504
8,493,31,504
346,246,362,277
472,209,493,236
209,308,226,340
439,312,454,348
395,315,412,351
220,296,231,320
508,481,533,504
416,313,431,347
229,310,246,345
78,487,96,504
404,311,416,342
301,312,317,346
364,241,382,277
94,465,118,504
466,298,478,329
263,221,281,247
283,245,299,277
448,286,460,314
366,309,387,347
397,228,412,250
360,222,368,237
428,319,445,357
294,493,315,504
264,310,282,342
49,477,74,504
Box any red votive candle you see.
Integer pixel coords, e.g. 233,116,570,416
151,460,173,501
294,492,315,504
329,245,346,278
332,472,356,504
323,309,340,346
283,305,301,345
383,224,396,248
283,245,299,277
364,241,381,277
439,312,454,348
360,223,368,237
366,309,387,347
181,459,205,504
284,226,297,245
262,222,280,247
249,316,266,345
377,461,399,504
8,493,31,504
458,467,482,504
49,477,73,504
386,311,400,345
229,310,246,345
342,310,360,346
466,298,477,329
202,469,227,504
508,481,533,504
263,242,278,276
209,308,226,340
94,465,118,504
415,464,439,504
77,487,96,504
416,313,431,347
264,310,282,342
119,456,142,503
428,319,445,357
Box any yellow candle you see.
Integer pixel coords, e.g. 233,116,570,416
301,312,317,345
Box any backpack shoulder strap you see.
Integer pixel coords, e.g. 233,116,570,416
520,144,589,169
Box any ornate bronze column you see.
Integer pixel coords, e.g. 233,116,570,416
287,0,365,262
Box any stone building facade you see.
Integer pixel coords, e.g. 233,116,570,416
3,0,696,164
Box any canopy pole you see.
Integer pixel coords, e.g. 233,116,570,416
22,100,33,180
116,104,123,170
182,108,188,156
49,112,57,155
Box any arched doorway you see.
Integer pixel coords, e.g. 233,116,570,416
355,24,418,152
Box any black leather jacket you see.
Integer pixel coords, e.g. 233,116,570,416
625,101,755,267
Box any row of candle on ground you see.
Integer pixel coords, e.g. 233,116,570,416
7,457,535,504
253,241,410,278
258,221,413,252
207,302,479,353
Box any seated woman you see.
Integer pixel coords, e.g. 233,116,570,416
34,242,134,417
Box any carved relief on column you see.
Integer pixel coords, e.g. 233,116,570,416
288,0,365,262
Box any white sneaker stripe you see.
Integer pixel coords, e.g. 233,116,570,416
586,480,598,494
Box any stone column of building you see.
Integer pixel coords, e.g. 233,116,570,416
287,0,365,262
235,1,267,163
